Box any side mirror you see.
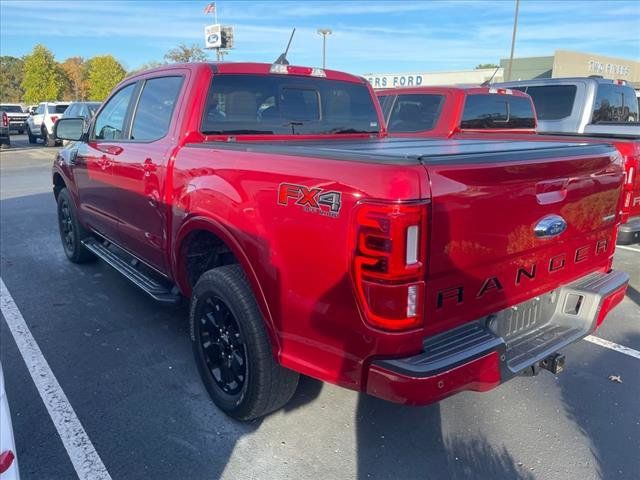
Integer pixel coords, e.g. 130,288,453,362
54,117,84,141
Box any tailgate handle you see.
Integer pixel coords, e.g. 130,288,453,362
536,179,568,205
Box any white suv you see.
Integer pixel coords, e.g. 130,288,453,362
26,102,70,146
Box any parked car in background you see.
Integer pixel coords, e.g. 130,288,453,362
0,362,19,479
63,101,101,124
0,111,10,147
494,77,640,245
376,85,537,137
0,104,28,134
52,62,628,421
26,102,70,146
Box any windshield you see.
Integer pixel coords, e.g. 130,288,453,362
201,74,380,135
0,105,24,113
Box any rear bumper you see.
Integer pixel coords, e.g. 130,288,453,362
617,216,640,245
366,270,629,405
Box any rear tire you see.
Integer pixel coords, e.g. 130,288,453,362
190,264,299,421
27,126,37,144
43,127,56,147
56,188,95,263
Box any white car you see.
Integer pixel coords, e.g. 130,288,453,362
0,363,19,479
26,102,70,146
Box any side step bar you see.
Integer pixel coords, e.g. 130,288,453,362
82,238,181,305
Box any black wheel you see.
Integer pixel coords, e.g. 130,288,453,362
190,264,299,421
27,126,37,144
18,129,24,135
43,127,56,147
56,188,94,263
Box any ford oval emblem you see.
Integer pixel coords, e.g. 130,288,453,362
534,214,567,238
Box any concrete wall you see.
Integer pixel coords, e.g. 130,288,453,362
499,56,554,81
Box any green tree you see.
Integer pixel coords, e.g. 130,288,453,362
0,56,25,102
126,60,165,77
87,55,126,100
21,44,64,103
475,63,499,69
164,43,207,63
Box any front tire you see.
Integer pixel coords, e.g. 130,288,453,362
56,188,94,263
190,264,299,421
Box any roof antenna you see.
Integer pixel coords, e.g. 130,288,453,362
274,28,296,65
481,65,501,86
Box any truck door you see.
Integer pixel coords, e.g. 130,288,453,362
74,83,137,240
109,75,185,273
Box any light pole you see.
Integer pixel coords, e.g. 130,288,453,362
317,28,332,69
505,0,520,81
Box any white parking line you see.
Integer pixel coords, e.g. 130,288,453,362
615,245,640,253
0,278,112,480
584,335,640,360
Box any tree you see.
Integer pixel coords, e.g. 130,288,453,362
60,57,88,101
475,63,499,69
126,60,165,77
164,43,207,63
87,55,126,100
21,44,64,103
0,56,25,102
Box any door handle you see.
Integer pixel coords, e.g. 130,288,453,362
97,145,123,156
536,179,569,205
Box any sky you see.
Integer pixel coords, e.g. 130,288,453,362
1,0,639,74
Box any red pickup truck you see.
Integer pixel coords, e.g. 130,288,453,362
377,85,640,244
53,62,628,420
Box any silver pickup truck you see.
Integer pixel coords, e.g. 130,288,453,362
495,77,640,244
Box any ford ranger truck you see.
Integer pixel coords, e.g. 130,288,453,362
52,62,628,421
378,83,640,244
494,77,640,244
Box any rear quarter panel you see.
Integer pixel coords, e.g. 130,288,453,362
170,147,430,389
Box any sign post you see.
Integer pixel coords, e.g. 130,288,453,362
203,2,233,61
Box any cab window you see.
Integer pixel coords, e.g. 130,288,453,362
387,94,444,133
592,84,639,123
92,84,136,140
460,94,535,129
131,76,184,141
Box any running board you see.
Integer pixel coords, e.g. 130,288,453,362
82,238,181,305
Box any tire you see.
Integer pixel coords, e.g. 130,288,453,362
190,264,299,421
43,127,56,147
56,188,95,263
27,126,37,144
18,129,24,135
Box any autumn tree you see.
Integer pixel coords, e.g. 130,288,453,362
61,57,88,101
87,55,126,100
164,43,207,63
21,44,64,103
0,56,25,102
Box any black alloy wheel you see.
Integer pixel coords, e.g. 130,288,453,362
197,295,247,396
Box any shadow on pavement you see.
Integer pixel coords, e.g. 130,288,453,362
355,395,535,480
559,331,640,480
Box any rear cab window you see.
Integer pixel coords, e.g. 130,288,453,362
386,94,445,133
50,104,69,114
201,74,379,135
460,94,535,129
513,85,577,120
131,76,184,141
592,83,639,123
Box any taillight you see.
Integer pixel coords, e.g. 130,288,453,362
50,115,59,124
0,450,15,474
351,201,428,331
618,146,640,222
1,112,7,127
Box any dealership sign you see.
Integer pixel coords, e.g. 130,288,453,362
588,59,631,77
366,74,424,88
205,24,222,49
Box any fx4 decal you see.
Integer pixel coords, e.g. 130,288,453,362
278,183,342,218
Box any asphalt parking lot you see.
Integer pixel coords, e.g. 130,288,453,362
1,134,639,480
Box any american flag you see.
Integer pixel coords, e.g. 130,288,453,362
203,2,215,14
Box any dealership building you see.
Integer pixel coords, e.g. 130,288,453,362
365,50,640,89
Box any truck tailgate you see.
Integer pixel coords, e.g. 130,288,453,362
421,142,623,336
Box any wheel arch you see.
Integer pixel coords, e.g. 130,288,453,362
173,216,281,354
